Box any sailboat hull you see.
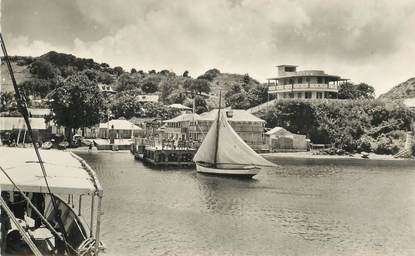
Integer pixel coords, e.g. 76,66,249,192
196,164,260,178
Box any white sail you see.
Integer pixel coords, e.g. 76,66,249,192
193,119,218,163
194,111,276,167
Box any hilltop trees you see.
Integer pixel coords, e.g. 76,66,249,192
225,83,269,109
30,60,58,79
48,73,106,144
183,78,210,95
113,66,124,76
117,73,141,92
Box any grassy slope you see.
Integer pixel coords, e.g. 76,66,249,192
1,62,32,92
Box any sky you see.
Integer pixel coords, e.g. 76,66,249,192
1,0,415,96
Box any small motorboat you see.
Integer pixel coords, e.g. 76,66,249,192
58,141,69,150
361,152,369,159
41,141,53,150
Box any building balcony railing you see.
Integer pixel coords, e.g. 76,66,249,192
269,83,338,93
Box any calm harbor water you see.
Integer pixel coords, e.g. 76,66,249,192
76,152,415,256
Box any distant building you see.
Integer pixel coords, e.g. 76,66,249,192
268,65,348,100
265,127,307,152
163,109,266,150
27,108,51,118
0,117,49,144
136,94,159,103
98,119,142,139
98,83,116,94
163,113,200,140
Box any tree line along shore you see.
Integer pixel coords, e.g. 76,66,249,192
1,51,414,156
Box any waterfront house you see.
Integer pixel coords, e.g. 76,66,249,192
265,127,307,152
98,119,142,139
0,116,48,144
129,117,163,137
268,65,348,100
161,110,266,150
163,113,200,140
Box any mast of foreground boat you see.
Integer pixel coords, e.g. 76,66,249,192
213,91,222,168
0,33,73,255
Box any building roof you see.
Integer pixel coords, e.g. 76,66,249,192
277,64,297,67
265,127,291,135
268,73,341,80
28,108,51,116
128,117,159,125
199,109,265,123
168,103,192,110
0,147,102,195
0,117,47,130
99,119,142,130
163,113,200,123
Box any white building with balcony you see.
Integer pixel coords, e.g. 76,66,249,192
267,65,348,100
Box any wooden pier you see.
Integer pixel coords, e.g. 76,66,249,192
134,147,196,166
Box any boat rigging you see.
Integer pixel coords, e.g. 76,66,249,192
0,33,104,255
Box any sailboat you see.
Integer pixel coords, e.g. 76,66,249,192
193,94,276,178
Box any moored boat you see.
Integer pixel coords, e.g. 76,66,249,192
193,93,276,178
41,141,53,150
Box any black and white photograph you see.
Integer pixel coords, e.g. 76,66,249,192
1,0,415,255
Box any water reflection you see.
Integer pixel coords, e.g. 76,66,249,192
196,174,258,216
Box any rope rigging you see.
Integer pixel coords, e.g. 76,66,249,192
0,33,74,255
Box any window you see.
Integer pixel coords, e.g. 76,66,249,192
297,92,302,98
324,92,330,98
316,92,323,99
288,79,294,85
283,92,287,98
298,77,303,84
305,92,312,99
285,66,296,72
317,77,323,84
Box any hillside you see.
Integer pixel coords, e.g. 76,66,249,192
1,59,33,92
1,51,268,113
378,77,415,100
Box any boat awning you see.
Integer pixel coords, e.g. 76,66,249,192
0,148,102,196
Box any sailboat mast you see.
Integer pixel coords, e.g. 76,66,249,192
213,91,222,167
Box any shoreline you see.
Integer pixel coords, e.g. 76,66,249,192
262,150,415,167
261,151,413,161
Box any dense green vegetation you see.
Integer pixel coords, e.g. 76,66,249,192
261,99,414,154
48,73,106,143
1,51,272,119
